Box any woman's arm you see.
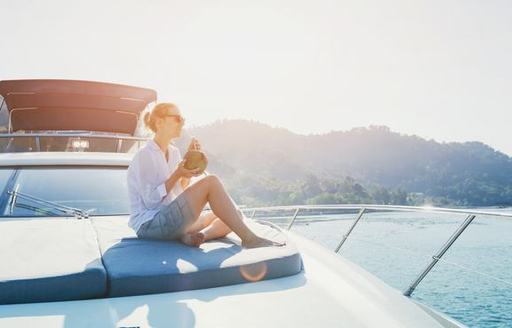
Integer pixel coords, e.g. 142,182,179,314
176,137,201,190
180,177,191,190
165,160,201,193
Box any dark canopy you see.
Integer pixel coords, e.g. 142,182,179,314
0,79,157,135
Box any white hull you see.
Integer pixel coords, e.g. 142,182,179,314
0,232,460,328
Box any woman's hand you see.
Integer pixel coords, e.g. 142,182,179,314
188,137,201,151
165,159,201,193
175,159,202,178
187,137,208,164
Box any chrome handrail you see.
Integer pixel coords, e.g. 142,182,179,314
0,133,149,141
242,204,512,297
0,133,149,153
242,204,512,219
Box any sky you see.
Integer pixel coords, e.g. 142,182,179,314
1,0,511,155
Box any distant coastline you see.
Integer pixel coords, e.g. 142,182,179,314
181,120,512,207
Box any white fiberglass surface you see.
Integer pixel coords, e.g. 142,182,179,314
0,233,444,328
285,210,511,327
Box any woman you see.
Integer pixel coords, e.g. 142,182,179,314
127,102,279,248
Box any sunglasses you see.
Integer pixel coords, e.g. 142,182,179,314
162,114,185,123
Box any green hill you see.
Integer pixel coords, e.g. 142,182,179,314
179,120,512,207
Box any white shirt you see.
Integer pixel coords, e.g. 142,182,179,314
127,140,184,232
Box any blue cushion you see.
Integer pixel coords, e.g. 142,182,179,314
0,219,107,304
92,217,302,297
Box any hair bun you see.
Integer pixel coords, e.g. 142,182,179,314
143,112,155,132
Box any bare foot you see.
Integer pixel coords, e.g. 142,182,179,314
242,236,286,249
180,232,205,247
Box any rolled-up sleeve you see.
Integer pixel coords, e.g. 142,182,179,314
155,183,167,199
131,154,167,210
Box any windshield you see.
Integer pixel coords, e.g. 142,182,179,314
0,166,130,217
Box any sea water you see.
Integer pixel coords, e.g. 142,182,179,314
268,208,512,328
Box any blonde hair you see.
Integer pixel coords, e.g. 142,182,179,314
143,102,178,133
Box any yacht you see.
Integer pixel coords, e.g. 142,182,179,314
1,79,507,327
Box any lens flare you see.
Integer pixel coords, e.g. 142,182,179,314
239,262,268,282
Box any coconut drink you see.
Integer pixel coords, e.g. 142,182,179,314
184,149,208,173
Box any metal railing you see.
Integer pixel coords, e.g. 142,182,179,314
0,133,149,153
242,204,512,297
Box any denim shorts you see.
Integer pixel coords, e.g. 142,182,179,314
136,194,194,240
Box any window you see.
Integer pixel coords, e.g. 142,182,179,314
0,166,130,217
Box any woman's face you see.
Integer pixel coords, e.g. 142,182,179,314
156,106,185,138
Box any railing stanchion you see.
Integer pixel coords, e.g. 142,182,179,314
35,136,41,151
403,214,476,297
116,139,123,153
335,207,366,253
287,208,301,230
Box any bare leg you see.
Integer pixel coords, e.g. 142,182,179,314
180,175,281,248
200,218,231,241
181,211,231,247
185,210,218,234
